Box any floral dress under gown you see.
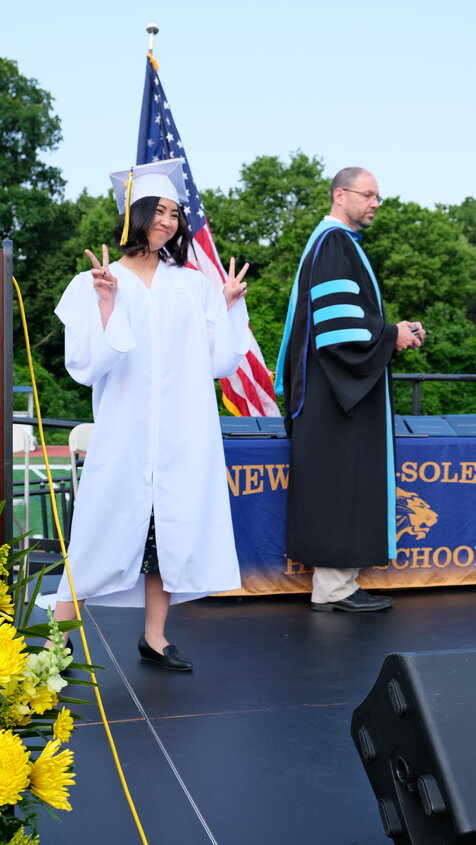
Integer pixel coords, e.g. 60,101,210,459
140,513,160,575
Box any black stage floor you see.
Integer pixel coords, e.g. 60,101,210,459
33,585,476,845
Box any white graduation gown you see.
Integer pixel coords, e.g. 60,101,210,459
55,259,250,606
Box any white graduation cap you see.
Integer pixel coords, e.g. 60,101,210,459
109,159,188,245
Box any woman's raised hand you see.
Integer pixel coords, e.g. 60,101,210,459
85,244,118,299
223,257,250,308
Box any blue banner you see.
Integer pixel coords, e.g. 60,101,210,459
222,437,476,595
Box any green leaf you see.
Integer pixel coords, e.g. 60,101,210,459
57,694,95,705
68,661,105,672
63,677,98,687
17,619,83,637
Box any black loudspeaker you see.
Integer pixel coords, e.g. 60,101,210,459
351,650,476,844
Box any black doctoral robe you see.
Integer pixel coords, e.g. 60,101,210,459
283,226,398,569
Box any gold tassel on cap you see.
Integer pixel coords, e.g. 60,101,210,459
120,168,134,246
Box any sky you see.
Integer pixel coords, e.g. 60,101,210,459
1,0,475,210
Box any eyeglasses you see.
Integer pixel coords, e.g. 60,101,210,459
341,188,382,204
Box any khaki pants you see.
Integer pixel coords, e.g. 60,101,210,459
311,567,360,604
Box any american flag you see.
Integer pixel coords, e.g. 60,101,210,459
136,52,279,416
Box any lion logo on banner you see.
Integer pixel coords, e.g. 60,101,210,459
396,487,438,542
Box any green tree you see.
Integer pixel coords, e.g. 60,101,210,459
445,197,476,247
0,57,67,281
364,198,476,413
1,59,69,374
1,60,121,431
0,58,63,191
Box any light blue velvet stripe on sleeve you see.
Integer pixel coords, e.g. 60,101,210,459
313,304,364,325
315,328,371,349
311,279,360,301
385,371,397,557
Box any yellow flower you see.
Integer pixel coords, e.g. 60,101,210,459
29,739,75,811
20,682,58,715
0,728,31,805
0,581,14,621
53,707,74,744
0,542,10,577
0,678,32,727
0,698,32,728
0,623,28,686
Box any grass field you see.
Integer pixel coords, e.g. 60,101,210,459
13,456,75,541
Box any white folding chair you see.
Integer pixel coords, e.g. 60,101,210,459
13,424,31,550
69,423,94,498
12,424,32,596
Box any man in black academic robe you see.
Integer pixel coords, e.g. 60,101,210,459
277,167,425,611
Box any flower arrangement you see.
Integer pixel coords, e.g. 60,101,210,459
0,525,92,845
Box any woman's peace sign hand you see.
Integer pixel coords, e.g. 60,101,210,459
85,244,118,300
222,257,250,309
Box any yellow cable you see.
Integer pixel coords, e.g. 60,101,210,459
12,276,149,845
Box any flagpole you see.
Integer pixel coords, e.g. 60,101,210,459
146,22,159,53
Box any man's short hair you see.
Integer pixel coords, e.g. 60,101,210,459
330,167,369,203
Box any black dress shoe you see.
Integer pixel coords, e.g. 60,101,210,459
138,633,193,671
311,588,394,613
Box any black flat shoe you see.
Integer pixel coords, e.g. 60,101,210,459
138,633,193,671
65,638,74,655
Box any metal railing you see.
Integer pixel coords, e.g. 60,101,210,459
12,415,90,429
392,373,476,415
13,372,476,429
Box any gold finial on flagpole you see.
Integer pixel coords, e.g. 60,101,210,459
146,22,159,53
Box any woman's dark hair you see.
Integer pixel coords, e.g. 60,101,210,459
113,196,191,266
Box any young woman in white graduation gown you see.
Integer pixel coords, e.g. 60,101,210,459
52,160,250,671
